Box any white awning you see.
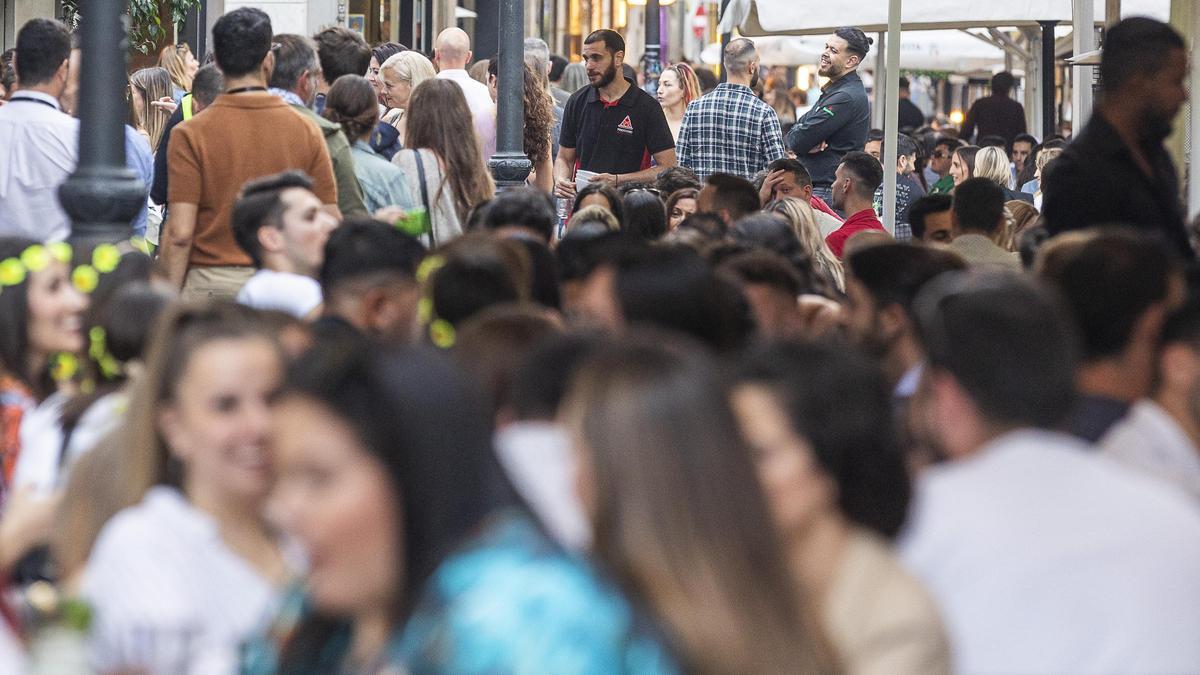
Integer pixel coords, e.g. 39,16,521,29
718,0,1170,36
751,31,1006,71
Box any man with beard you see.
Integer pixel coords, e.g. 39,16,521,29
675,38,785,181
824,151,885,258
786,27,872,205
1042,18,1192,259
554,29,676,200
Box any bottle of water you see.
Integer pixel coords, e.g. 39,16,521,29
555,197,570,241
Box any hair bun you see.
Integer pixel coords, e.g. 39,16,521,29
866,36,874,45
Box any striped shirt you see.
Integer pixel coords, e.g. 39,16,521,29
676,83,786,181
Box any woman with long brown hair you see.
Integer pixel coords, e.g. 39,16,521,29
486,60,554,192
79,303,293,673
560,335,837,674
128,67,174,153
392,78,495,245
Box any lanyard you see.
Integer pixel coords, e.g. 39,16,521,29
225,86,268,95
7,96,59,110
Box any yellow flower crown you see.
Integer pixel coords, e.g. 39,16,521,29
0,238,150,296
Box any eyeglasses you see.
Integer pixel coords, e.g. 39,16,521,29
625,187,662,198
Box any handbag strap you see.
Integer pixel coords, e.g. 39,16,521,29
411,148,436,247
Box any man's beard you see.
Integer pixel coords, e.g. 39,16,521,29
750,70,760,89
593,63,618,89
1141,108,1175,144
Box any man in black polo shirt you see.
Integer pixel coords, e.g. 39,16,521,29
554,29,676,200
786,27,872,206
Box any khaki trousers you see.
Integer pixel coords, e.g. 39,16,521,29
181,266,255,302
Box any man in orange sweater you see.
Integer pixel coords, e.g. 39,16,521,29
156,7,338,300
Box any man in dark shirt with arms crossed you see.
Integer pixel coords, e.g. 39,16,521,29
787,27,872,206
554,29,676,200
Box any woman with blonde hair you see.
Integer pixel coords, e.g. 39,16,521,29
974,146,1033,204
393,79,495,245
657,63,701,141
80,303,294,674
378,50,437,134
765,197,845,291
128,67,174,153
561,336,836,674
157,43,199,102
1032,147,1063,209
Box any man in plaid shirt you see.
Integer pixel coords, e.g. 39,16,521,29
676,38,785,181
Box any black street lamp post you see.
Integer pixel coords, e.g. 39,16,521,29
643,0,661,92
59,0,146,244
488,0,533,189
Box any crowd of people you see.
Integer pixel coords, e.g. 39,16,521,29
1,7,1200,674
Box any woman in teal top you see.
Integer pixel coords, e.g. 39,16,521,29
323,75,419,214
242,338,678,675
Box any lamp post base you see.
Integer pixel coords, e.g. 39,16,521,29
59,166,146,243
488,152,534,191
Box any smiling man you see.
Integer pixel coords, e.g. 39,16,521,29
786,27,872,206
787,26,873,206
554,29,676,200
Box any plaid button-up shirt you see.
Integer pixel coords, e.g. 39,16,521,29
676,83,786,181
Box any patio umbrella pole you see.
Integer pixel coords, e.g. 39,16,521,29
881,0,901,234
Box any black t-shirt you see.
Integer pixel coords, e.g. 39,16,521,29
559,78,674,175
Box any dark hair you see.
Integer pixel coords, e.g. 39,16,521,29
934,136,964,152
898,75,910,89
882,133,919,159
990,71,1015,94
732,214,811,275
479,188,557,243
453,303,562,418
704,173,760,222
313,26,372,86
736,342,912,538
766,158,811,189
677,212,728,240
1160,300,1200,350
665,188,699,220
613,247,753,353
908,193,953,240
834,26,872,59
371,41,407,65
954,145,981,178
839,151,884,197
977,134,1006,149
572,182,625,224
914,272,1078,428
694,67,718,93
717,250,803,298
622,190,668,241
232,171,315,267
322,74,379,142
1038,229,1174,361
268,33,319,91
510,237,560,309
319,218,426,298
211,7,273,78
866,128,885,144
952,177,1005,235
191,64,224,105
845,243,966,317
428,235,530,328
0,237,65,399
584,29,625,54
276,340,515,667
511,333,604,421
1100,17,1186,93
14,18,71,86
548,54,568,81
655,166,702,196
1012,133,1038,148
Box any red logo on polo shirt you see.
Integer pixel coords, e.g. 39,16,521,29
617,115,634,134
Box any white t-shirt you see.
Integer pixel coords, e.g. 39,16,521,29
899,429,1200,674
436,69,498,159
82,487,282,675
1100,399,1200,501
14,391,127,496
235,269,322,318
493,421,590,551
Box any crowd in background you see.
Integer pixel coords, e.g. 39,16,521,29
1,8,1200,675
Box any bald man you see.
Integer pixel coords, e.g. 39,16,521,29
434,27,497,160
